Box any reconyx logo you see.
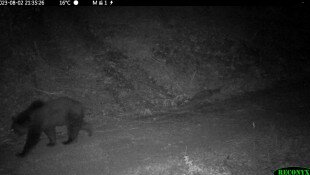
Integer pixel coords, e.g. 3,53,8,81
274,167,310,175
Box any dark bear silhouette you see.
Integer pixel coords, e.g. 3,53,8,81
11,97,92,157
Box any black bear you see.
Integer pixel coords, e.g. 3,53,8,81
11,97,92,157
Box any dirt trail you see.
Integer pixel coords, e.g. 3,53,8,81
1,81,309,175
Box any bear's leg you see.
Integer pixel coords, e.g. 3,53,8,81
81,121,93,137
17,124,42,157
44,127,56,146
63,115,82,145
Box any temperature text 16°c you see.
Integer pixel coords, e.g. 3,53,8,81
59,0,71,5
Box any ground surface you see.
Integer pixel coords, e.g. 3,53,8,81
0,80,309,175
